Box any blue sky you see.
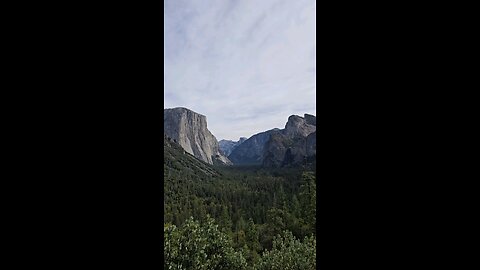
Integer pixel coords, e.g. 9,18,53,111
164,0,316,141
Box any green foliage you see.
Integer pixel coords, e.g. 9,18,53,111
299,172,316,234
164,216,247,270
257,231,316,270
164,138,317,269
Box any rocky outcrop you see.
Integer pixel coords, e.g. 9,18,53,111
284,114,316,137
229,114,316,167
228,129,280,165
304,114,316,126
164,107,231,165
263,114,316,167
219,137,247,157
306,131,316,156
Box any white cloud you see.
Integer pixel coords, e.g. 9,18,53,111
164,0,316,140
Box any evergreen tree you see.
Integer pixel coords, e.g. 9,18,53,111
257,231,316,270
164,216,247,270
299,172,316,233
218,205,232,232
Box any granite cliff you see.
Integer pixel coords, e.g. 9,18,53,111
263,114,316,167
229,114,316,167
164,107,231,165
228,129,280,165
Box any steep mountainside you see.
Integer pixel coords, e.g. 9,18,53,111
164,134,220,179
229,114,316,167
263,114,316,167
228,129,280,165
164,107,231,165
218,137,247,156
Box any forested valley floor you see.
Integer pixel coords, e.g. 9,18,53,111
164,137,316,269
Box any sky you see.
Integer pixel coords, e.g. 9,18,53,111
164,0,316,141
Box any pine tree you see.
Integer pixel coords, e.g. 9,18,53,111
299,172,316,233
218,205,232,232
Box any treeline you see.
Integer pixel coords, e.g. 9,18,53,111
164,137,316,269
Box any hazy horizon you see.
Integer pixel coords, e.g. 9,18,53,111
164,0,316,141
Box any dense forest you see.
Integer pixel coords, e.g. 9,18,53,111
164,136,317,269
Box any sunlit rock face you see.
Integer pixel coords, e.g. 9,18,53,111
164,107,231,165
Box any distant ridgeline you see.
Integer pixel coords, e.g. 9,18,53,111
164,107,316,168
218,137,247,157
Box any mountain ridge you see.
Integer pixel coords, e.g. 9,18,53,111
229,114,316,167
164,107,315,168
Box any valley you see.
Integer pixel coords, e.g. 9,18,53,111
164,107,317,269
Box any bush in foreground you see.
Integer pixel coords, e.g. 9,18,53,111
257,231,316,270
164,216,247,270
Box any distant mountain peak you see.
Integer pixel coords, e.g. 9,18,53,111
219,137,248,157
